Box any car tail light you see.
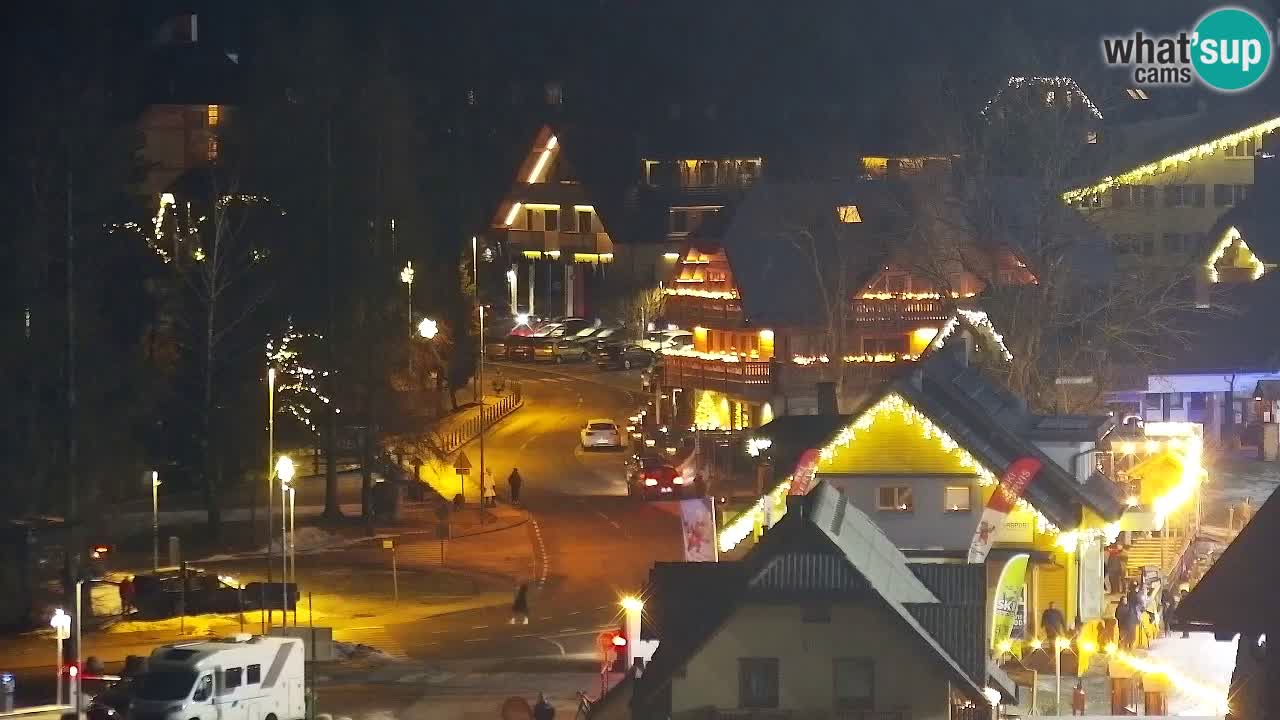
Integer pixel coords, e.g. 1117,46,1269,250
644,477,658,486
672,477,685,485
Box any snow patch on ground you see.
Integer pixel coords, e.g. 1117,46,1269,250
333,641,400,662
261,526,349,555
1145,632,1237,716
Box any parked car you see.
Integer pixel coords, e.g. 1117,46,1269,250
532,317,590,338
534,338,589,363
629,454,685,499
485,336,512,360
594,344,657,370
641,329,694,352
507,336,536,361
580,419,624,450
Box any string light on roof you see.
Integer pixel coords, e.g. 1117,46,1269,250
982,76,1104,120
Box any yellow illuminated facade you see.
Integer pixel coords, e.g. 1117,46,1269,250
1065,115,1280,262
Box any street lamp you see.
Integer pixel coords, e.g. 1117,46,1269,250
401,261,415,371
506,268,518,314
50,608,70,705
275,455,295,622
266,366,276,628
1054,636,1071,714
150,470,161,571
417,317,439,340
621,595,644,672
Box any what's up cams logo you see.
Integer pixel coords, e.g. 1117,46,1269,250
1102,7,1274,92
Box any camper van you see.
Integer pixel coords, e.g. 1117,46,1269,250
129,635,304,720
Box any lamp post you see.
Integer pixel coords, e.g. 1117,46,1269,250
50,608,70,705
266,367,276,627
401,261,415,372
621,595,643,672
1055,636,1070,715
73,579,86,714
150,470,161,572
506,268,517,314
287,482,296,626
276,455,295,621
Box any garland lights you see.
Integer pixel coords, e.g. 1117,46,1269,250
267,322,338,434
1205,226,1266,283
932,309,1014,361
662,287,739,299
982,76,1104,120
791,353,918,365
1062,116,1280,204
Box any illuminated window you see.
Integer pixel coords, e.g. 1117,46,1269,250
206,104,220,127
861,157,889,178
836,205,862,223
207,136,219,162
944,486,972,512
877,486,914,512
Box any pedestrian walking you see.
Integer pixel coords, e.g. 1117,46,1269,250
1116,597,1137,651
508,467,524,505
1105,545,1125,594
511,582,530,625
118,576,134,614
533,692,555,720
1041,601,1066,644
482,468,497,508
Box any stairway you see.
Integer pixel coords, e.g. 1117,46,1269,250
1126,535,1187,578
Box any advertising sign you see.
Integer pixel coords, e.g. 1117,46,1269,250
991,554,1030,650
967,457,1042,563
789,449,819,496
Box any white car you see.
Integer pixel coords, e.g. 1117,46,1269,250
580,419,623,450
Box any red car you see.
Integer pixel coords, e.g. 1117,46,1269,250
630,455,685,500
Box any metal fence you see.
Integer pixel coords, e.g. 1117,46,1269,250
439,383,523,454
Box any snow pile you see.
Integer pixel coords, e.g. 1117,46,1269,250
1146,632,1237,716
332,641,399,662
262,526,347,555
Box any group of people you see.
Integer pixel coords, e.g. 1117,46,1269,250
482,467,524,508
1114,582,1148,650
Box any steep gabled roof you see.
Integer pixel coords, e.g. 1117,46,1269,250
634,483,993,712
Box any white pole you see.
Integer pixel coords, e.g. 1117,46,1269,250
623,602,641,670
281,482,288,620
55,636,62,706
1055,646,1062,715
151,471,159,572
74,580,82,714
267,368,275,629
289,486,296,627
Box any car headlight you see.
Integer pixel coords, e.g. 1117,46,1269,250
644,478,658,486
672,477,685,485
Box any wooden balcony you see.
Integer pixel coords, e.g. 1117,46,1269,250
851,297,949,325
660,355,773,401
498,229,613,255
666,294,745,328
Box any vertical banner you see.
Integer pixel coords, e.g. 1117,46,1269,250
967,457,1042,563
680,498,718,562
991,554,1030,651
1078,536,1104,621
789,449,820,496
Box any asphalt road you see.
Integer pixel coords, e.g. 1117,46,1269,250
376,361,684,662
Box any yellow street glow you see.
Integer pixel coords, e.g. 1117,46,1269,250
1029,638,1043,650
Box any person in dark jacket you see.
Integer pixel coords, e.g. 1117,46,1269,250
511,583,530,625
1116,597,1138,650
1105,546,1125,594
533,692,555,720
508,468,524,505
1041,601,1067,643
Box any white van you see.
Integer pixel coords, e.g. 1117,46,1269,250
129,635,304,720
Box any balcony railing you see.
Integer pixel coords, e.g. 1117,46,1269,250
851,297,949,324
660,355,772,399
498,229,613,255
665,295,745,328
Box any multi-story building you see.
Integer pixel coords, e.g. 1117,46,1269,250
658,177,1034,430
1064,101,1278,266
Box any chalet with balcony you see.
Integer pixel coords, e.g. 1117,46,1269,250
659,179,1034,430
614,482,1011,720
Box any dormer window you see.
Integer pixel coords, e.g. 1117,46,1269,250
837,205,862,223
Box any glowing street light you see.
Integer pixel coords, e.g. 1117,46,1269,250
620,595,644,671
401,261,415,371
50,608,70,705
417,317,439,340
276,454,295,622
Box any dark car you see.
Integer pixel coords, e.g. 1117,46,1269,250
594,344,657,370
629,455,685,500
507,335,536,361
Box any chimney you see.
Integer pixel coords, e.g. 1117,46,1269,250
816,382,838,416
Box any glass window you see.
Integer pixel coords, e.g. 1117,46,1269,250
545,209,559,232
193,674,213,702
738,658,779,708
135,670,198,701
222,667,242,691
833,658,874,710
944,486,971,512
577,210,592,234
836,205,862,223
877,486,913,512
246,664,261,684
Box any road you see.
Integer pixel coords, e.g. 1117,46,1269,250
1,361,684,714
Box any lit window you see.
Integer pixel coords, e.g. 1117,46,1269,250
877,486,913,512
944,486,971,512
837,205,862,223
207,136,219,162
207,104,220,127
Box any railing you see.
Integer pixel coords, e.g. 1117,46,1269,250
851,297,949,324
666,295,745,327
497,229,612,255
661,355,772,398
438,384,523,454
707,710,905,720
